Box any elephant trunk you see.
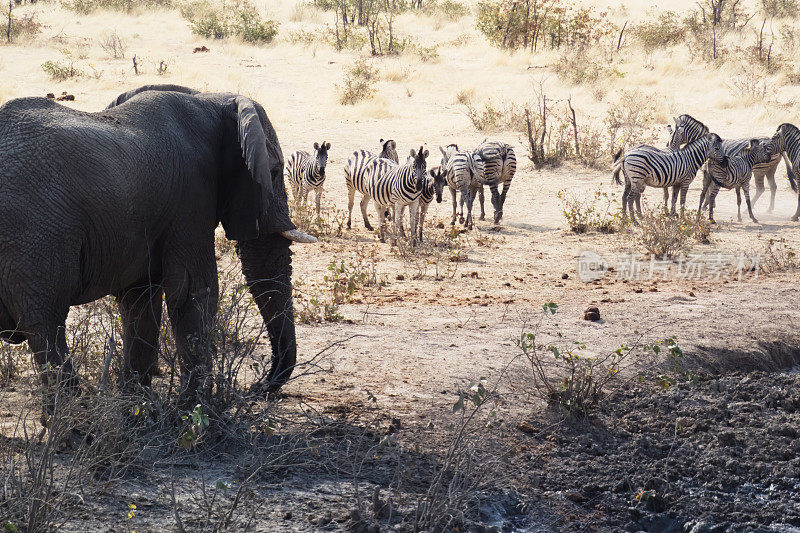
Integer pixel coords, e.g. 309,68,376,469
237,233,297,392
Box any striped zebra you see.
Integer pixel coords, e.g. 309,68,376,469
367,146,429,244
399,166,447,242
700,139,773,224
768,123,800,221
669,114,796,213
614,133,722,224
284,141,330,214
473,141,516,224
344,139,401,230
440,144,484,229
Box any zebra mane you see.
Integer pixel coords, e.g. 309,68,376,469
778,123,799,135
676,114,710,135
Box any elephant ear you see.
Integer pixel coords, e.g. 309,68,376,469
219,96,295,241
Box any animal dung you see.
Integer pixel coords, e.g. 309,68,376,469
584,306,601,321
193,45,210,53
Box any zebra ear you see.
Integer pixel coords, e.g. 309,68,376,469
667,124,673,134
410,149,417,158
313,142,320,151
423,149,429,159
439,146,446,156
325,142,331,150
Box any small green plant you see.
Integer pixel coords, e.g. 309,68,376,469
646,337,694,389
558,188,624,234
178,404,211,450
632,10,687,52
423,0,470,21
42,54,83,81
337,58,379,105
519,302,655,415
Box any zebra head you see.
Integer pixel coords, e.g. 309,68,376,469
747,139,774,165
771,123,798,153
429,166,447,203
439,143,458,168
312,141,330,181
668,115,709,150
379,139,399,163
410,146,429,192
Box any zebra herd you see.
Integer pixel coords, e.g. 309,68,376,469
613,114,800,225
285,138,517,245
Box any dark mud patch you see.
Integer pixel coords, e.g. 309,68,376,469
523,371,800,532
691,340,800,375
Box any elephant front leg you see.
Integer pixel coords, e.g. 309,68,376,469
117,283,164,388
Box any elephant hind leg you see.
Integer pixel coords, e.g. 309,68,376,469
117,282,164,388
162,240,219,401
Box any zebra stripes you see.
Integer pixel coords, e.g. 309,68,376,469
769,123,800,221
701,139,773,224
669,114,796,213
440,144,483,229
344,140,402,230
473,141,516,224
399,166,447,242
615,133,721,224
285,141,330,214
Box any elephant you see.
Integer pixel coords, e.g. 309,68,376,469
0,84,315,415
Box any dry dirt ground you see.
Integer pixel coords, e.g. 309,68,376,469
3,0,800,531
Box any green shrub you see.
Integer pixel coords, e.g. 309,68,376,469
423,0,470,21
476,0,614,51
633,208,711,258
185,0,278,43
337,58,379,105
42,60,83,81
62,0,172,14
558,189,624,234
632,10,686,52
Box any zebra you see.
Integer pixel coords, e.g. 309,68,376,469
344,139,401,230
284,141,330,214
700,139,774,224
399,165,447,242
613,133,722,225
472,141,516,224
367,146,429,245
768,123,800,221
669,114,796,213
440,144,484,229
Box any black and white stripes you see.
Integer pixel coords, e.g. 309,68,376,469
285,141,330,214
440,144,483,229
769,123,800,221
616,133,721,224
473,141,517,224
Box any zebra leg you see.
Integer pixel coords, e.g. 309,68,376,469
697,183,707,221
376,203,387,243
635,194,642,216
670,185,681,216
397,205,406,237
767,170,777,213
736,187,742,222
751,172,765,211
663,187,671,214
793,189,800,222
465,187,476,230
347,187,356,229
361,195,374,231
478,186,486,221
622,180,631,220
418,203,428,242
708,186,719,224
315,188,322,215
490,183,502,224
450,188,458,226
496,181,510,224
743,184,758,223
409,201,420,246
678,183,689,218
629,192,640,226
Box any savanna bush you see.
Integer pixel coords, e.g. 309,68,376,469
632,10,686,52
422,0,470,21
337,57,379,104
2,10,42,41
558,189,624,234
184,0,278,43
62,0,172,13
633,208,711,258
476,0,614,51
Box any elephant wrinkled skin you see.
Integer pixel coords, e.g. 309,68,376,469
0,84,312,410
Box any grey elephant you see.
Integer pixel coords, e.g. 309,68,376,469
0,84,315,413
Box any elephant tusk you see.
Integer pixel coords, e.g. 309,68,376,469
280,229,318,243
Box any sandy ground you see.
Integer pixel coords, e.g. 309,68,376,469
3,0,800,530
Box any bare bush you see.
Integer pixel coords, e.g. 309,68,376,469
558,188,625,234
633,207,712,258
98,30,127,59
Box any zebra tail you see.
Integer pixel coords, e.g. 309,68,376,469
784,153,798,192
611,148,623,185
